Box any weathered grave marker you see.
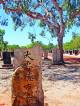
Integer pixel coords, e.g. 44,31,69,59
69,50,73,55
3,52,11,64
43,50,48,59
12,47,44,106
10,51,14,57
13,45,43,69
52,48,61,64
2,51,13,68
0,51,3,60
74,50,79,55
0,51,1,57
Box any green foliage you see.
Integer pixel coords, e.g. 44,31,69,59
0,29,5,42
26,41,54,52
7,45,20,51
62,0,69,10
66,19,74,29
0,43,4,51
63,42,72,50
63,33,80,50
0,29,6,51
3,41,8,51
26,41,42,48
28,32,36,43
39,21,46,28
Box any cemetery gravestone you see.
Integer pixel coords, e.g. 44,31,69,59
0,51,2,60
43,50,48,59
73,50,75,54
66,50,69,54
69,50,73,55
2,51,13,68
10,52,14,57
13,45,43,69
74,50,79,55
3,52,11,64
12,47,44,106
0,51,1,57
0,52,3,60
52,48,61,64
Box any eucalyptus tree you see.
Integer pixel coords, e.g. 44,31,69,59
0,0,80,64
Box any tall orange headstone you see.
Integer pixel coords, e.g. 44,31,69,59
12,47,44,106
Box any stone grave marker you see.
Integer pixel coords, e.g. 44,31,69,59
0,51,3,60
43,50,48,59
12,47,44,106
13,45,43,69
13,48,25,69
52,48,61,64
2,51,13,68
3,52,11,64
0,51,1,57
10,51,14,57
0,51,2,60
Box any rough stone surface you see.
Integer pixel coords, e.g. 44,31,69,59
3,52,11,64
43,51,48,59
12,47,44,106
52,48,61,64
13,45,43,69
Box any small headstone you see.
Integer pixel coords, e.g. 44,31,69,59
0,51,1,57
66,50,69,54
2,52,13,68
3,52,11,64
10,52,14,57
52,48,61,64
12,48,44,106
0,51,3,60
43,50,48,59
69,50,73,55
0,51,2,60
74,50,79,55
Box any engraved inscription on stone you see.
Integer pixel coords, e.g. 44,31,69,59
12,48,44,106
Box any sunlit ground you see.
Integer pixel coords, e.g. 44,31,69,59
0,54,80,106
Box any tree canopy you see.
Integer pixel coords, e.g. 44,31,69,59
0,0,80,35
0,0,80,63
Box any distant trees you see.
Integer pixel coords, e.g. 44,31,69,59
7,45,20,51
1,0,80,64
63,33,80,50
0,29,7,51
26,41,54,52
3,41,8,51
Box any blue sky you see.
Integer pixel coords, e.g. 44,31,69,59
0,5,80,46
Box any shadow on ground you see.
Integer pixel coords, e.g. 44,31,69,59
42,60,80,83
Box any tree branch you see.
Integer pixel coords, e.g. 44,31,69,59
0,1,60,33
33,1,59,28
52,0,65,37
5,7,58,28
0,0,4,4
52,0,62,14
70,10,80,19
